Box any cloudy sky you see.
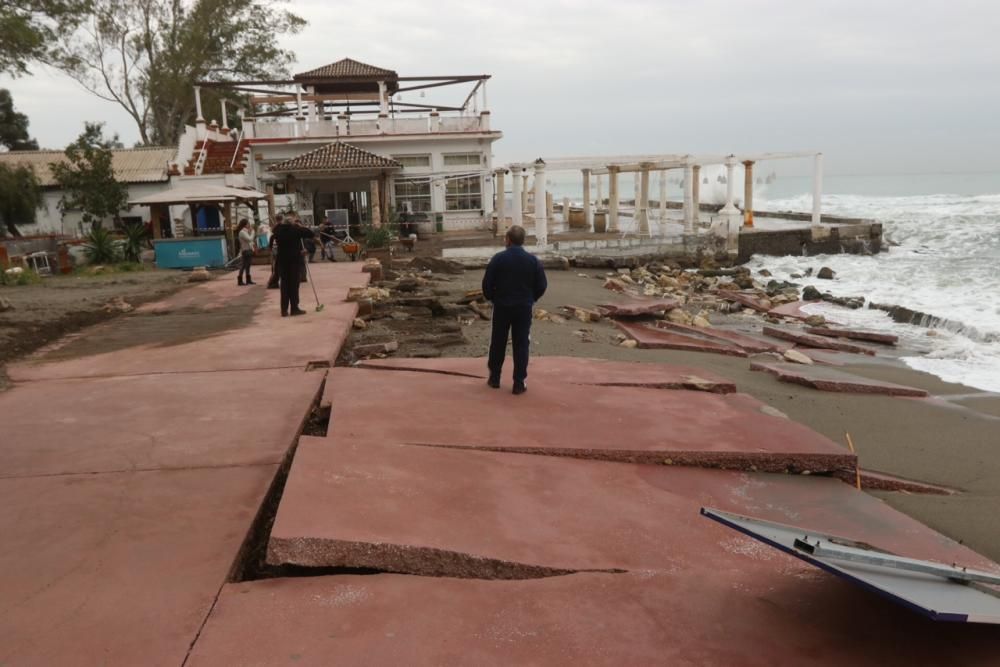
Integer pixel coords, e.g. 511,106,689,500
3,0,998,175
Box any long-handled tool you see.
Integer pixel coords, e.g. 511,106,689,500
300,239,325,312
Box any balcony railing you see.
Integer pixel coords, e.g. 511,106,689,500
247,112,491,140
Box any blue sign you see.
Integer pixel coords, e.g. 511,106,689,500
154,237,228,269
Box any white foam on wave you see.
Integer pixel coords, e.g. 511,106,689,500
751,192,1000,393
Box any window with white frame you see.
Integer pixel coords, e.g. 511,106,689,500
393,154,431,168
445,175,482,211
393,177,432,213
443,153,482,167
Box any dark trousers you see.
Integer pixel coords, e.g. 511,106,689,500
277,257,303,314
238,250,252,282
488,303,533,385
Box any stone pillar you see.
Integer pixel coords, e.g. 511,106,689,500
596,173,604,209
720,156,738,214
378,80,388,116
638,164,651,235
194,86,206,139
479,110,490,131
562,196,570,224
534,160,547,248
546,191,554,219
691,165,701,227
266,183,276,222
370,178,383,228
511,167,523,226
220,99,229,133
429,110,439,133
521,174,529,213
337,114,347,136
495,170,506,224
658,170,667,220
608,166,620,232
633,172,641,211
683,164,695,232
582,169,593,231
812,153,823,227
482,80,488,109
743,161,755,227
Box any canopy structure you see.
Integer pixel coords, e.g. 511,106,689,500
129,184,268,206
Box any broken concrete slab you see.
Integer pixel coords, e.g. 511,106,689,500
719,291,772,313
750,361,929,397
597,297,680,317
0,464,277,666
0,369,323,478
805,327,899,345
8,263,370,381
656,321,784,354
354,356,737,393
324,368,852,471
616,321,749,357
762,326,877,356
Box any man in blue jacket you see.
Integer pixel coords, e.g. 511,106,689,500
482,225,547,394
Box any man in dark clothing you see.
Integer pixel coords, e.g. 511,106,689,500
482,225,547,395
271,217,316,317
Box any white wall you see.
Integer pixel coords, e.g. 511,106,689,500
15,181,175,238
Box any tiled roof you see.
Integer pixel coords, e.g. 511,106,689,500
294,58,397,81
267,142,401,173
0,147,175,187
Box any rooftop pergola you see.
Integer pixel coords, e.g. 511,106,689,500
494,152,823,248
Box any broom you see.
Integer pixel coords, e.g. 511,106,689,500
301,239,325,312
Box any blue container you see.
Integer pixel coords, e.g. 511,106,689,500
153,237,228,269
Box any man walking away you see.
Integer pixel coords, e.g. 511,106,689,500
482,225,547,394
271,216,316,317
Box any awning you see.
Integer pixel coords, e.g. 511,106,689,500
129,184,268,206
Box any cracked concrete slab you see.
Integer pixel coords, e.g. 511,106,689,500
751,361,929,397
763,326,877,355
268,437,985,577
0,465,277,667
805,326,899,345
324,368,852,472
324,368,855,472
656,321,785,353
597,297,680,317
615,321,749,357
356,355,737,393
0,368,323,478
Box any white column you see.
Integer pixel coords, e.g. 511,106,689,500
683,163,695,232
812,152,823,226
295,89,304,118
219,99,228,132
582,169,593,231
638,165,651,235
720,155,738,214
481,80,488,109
194,86,204,121
633,172,641,211
743,161,755,227
562,196,570,224
534,160,548,248
691,165,701,228
521,174,529,213
511,167,523,226
596,173,604,210
608,166,620,232
658,170,667,221
495,170,506,224
378,80,388,116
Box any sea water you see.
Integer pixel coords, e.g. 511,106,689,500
544,169,1000,392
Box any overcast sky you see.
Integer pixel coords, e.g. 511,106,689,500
3,0,998,175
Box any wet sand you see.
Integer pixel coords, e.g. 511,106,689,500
434,267,1000,563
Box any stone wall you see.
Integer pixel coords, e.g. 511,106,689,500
737,223,882,262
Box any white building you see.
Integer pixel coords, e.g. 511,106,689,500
173,58,501,233
0,147,176,237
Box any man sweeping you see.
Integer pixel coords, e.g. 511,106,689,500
482,225,547,395
271,216,316,317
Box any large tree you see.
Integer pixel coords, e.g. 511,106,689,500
0,89,39,151
52,0,305,146
0,163,43,236
50,122,128,230
0,0,85,76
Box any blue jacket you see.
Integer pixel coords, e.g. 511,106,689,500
482,245,547,307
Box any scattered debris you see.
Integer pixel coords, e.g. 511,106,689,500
352,340,399,358
817,267,836,280
352,317,367,330
102,296,134,313
0,297,13,312
783,349,815,365
187,267,211,282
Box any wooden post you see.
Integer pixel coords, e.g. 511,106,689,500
370,178,382,228
743,160,755,227
223,201,234,256
150,204,163,240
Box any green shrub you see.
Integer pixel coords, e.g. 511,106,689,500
120,223,147,263
0,268,42,286
83,226,119,264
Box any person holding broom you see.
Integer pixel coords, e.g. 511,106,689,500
270,215,315,317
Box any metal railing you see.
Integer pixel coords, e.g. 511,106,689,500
251,113,488,139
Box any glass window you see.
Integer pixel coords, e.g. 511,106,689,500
443,153,482,167
393,177,432,213
393,154,431,168
445,176,482,211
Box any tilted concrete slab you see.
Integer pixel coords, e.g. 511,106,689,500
0,369,322,478
805,326,899,345
751,361,929,397
720,291,773,313
616,320,749,357
324,368,852,471
7,262,368,381
597,297,680,317
356,355,737,393
656,321,784,353
763,326,877,355
268,437,980,576
0,465,277,667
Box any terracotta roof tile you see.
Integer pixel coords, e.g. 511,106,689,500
267,142,401,173
294,58,397,81
0,147,175,187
